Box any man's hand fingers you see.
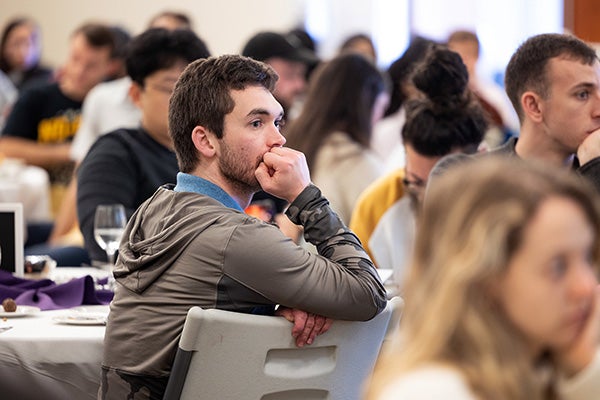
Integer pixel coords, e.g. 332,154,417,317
295,313,315,347
321,317,333,334
276,308,334,347
274,307,294,323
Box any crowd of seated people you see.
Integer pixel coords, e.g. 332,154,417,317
1,9,600,400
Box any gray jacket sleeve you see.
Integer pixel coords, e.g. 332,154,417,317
222,185,387,321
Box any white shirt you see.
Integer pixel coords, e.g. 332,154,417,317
377,365,477,400
377,351,600,400
70,77,140,162
369,195,415,287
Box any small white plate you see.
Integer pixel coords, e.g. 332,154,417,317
69,305,110,314
53,313,107,326
0,305,41,318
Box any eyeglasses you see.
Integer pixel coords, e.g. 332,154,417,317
402,176,427,191
145,84,176,96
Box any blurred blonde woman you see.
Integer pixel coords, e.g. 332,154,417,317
366,157,600,400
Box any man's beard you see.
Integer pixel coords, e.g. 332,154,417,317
219,143,263,194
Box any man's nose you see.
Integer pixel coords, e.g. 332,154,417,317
269,125,286,148
592,90,600,119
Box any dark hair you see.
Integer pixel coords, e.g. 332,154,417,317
126,28,210,87
402,46,487,156
109,26,131,60
285,53,389,168
0,17,39,73
72,22,116,52
169,55,278,172
384,36,436,117
505,33,598,121
148,11,192,30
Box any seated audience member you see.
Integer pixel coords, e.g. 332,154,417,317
0,22,115,214
99,54,387,399
77,28,210,264
338,32,377,64
0,17,53,130
366,156,600,399
436,33,600,194
350,46,486,285
285,53,389,225
67,28,137,163
0,17,52,90
47,17,200,265
370,36,436,169
447,29,519,146
23,26,132,266
70,13,194,163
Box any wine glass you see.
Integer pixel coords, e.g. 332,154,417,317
94,204,127,286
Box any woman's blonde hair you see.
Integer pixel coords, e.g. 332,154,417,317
367,156,600,400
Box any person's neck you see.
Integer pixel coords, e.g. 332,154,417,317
191,166,254,209
515,124,573,167
58,80,86,102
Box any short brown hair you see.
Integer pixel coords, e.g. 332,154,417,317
505,33,597,121
72,22,115,51
168,55,278,173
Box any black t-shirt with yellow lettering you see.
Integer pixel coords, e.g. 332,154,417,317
2,82,82,184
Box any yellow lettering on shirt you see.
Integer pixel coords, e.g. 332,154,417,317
38,111,81,143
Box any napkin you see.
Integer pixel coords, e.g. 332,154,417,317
0,270,113,310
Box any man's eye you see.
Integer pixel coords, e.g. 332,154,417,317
251,120,262,128
275,119,285,129
576,90,590,100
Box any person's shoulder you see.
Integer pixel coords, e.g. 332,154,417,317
428,153,475,185
318,131,384,173
350,169,405,231
85,128,137,155
87,77,131,99
377,365,477,400
97,127,137,142
486,136,518,157
357,169,405,207
16,81,55,100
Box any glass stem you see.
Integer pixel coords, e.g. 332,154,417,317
106,250,116,265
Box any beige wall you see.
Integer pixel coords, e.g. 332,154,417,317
0,0,306,68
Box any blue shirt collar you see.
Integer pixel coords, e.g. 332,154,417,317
174,172,243,211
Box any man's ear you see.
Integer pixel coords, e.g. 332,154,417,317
191,125,217,158
128,82,143,109
521,91,544,123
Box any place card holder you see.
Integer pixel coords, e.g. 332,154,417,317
0,203,24,277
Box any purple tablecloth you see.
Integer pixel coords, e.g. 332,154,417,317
0,270,113,310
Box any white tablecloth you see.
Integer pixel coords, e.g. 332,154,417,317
0,306,106,400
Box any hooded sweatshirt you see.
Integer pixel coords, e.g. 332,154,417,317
101,174,387,395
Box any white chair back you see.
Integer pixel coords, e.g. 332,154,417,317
163,297,403,400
